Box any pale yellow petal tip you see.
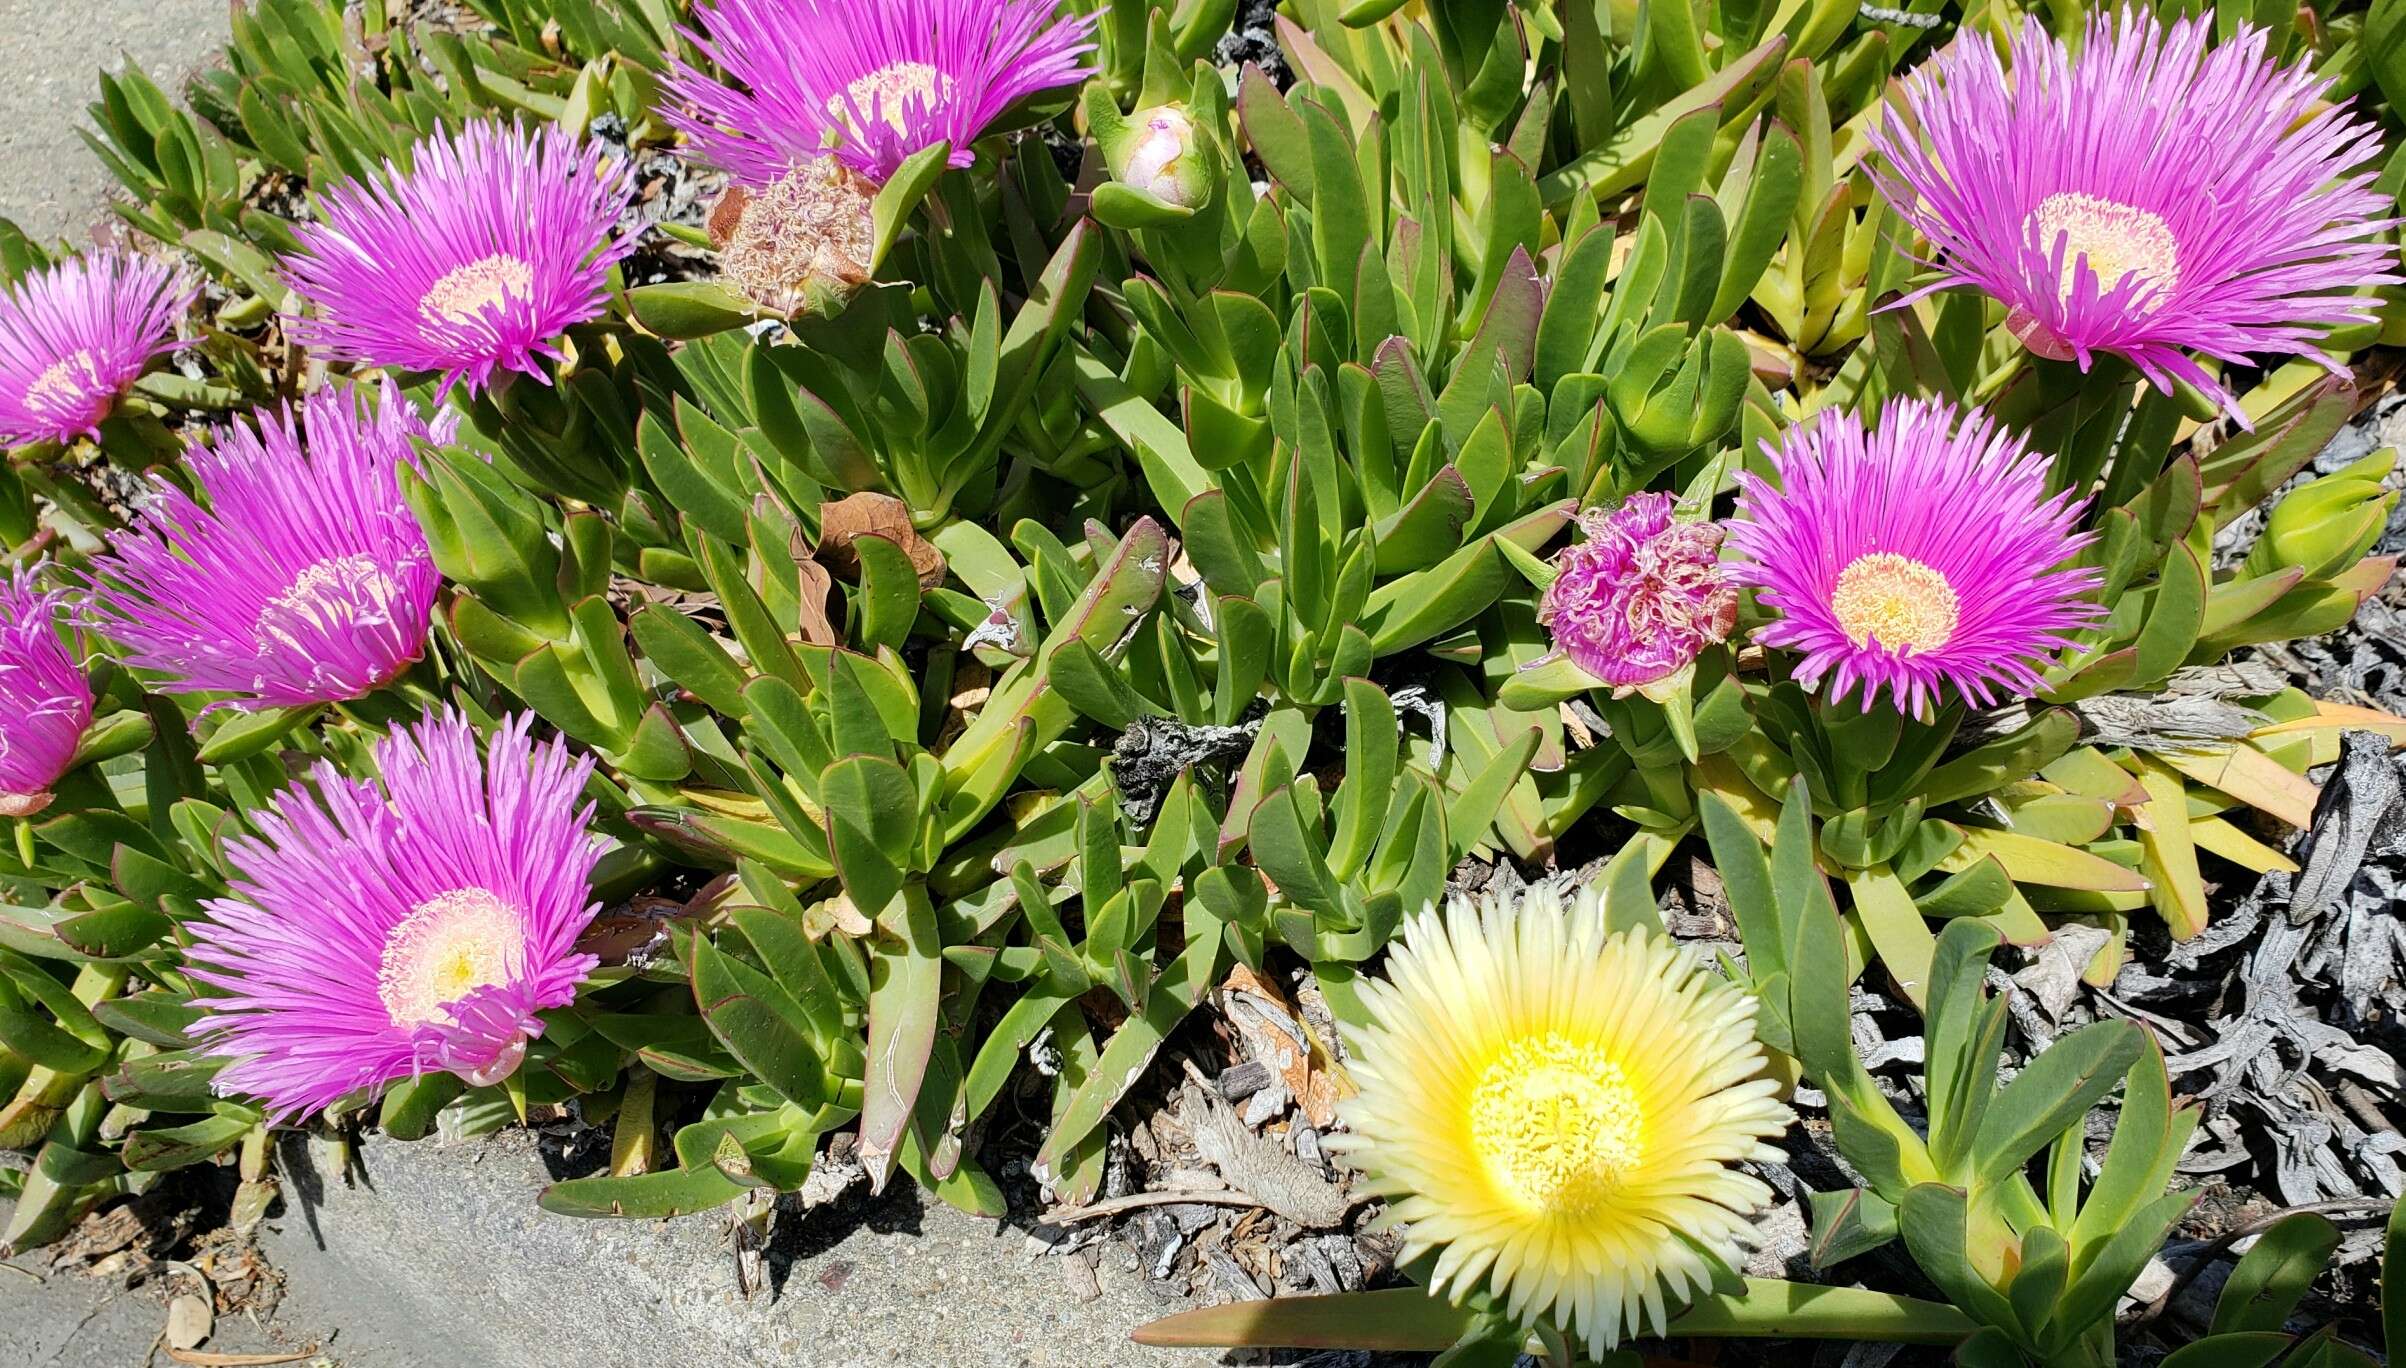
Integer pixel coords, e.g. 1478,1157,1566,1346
1337,880,1795,1354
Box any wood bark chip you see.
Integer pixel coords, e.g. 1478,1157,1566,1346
2291,729,2406,923
1176,1081,1350,1229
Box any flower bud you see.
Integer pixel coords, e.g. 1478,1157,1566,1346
1116,107,1211,208
1084,87,1221,222
2246,448,2399,582
711,156,879,318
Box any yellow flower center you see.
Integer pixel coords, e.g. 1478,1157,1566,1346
379,887,523,1028
834,62,953,136
419,253,535,326
24,350,94,408
2025,192,2179,304
1469,1034,1646,1217
1832,552,1958,653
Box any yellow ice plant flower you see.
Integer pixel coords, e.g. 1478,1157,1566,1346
1329,885,1792,1354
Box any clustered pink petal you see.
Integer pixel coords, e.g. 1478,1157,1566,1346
283,120,637,398
665,0,1098,187
87,379,444,710
1869,9,2401,420
0,567,92,816
1728,399,2105,717
0,250,194,446
187,711,605,1123
1538,492,1738,691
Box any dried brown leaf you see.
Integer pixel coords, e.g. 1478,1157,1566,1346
706,185,751,249
817,492,945,588
806,893,874,941
166,1293,212,1351
574,892,712,965
1218,966,1349,1128
795,557,837,647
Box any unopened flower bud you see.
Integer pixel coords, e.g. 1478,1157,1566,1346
2246,448,2399,582
711,157,878,317
1119,107,1206,208
1085,87,1220,221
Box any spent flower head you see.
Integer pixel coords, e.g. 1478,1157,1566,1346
188,711,605,1122
1538,492,1738,695
0,250,193,447
1330,884,1791,1354
0,567,92,817
1728,398,2103,716
665,0,1097,186
89,380,444,710
283,120,637,398
1869,9,2399,417
709,157,879,316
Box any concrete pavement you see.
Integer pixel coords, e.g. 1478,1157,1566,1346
0,0,234,243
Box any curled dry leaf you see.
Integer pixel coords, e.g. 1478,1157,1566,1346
575,897,703,966
806,892,875,940
576,877,732,965
166,1291,213,1351
795,557,838,647
706,185,752,249
1216,965,1346,1130
768,504,839,648
817,492,947,588
935,657,993,751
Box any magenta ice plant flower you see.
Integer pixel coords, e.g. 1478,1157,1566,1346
1538,492,1738,695
188,711,605,1122
665,0,1098,186
0,250,193,446
0,568,92,817
88,380,444,710
1728,399,2104,716
283,120,637,397
1869,9,2400,417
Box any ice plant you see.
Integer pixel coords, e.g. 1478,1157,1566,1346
283,121,636,397
1537,492,1738,695
1869,9,2399,415
88,381,443,710
187,711,604,1122
0,250,193,446
665,0,1098,186
1330,884,1791,1354
1728,398,2102,716
0,568,92,817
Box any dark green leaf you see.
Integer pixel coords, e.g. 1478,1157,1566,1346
2212,1211,2341,1334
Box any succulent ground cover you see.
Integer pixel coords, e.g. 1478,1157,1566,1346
6,0,2406,1362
